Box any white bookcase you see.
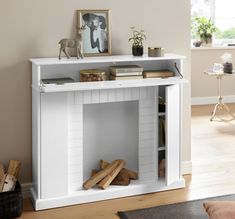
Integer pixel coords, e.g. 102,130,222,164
30,54,187,210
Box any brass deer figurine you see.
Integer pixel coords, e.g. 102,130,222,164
58,25,85,60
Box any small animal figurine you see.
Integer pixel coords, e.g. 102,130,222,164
58,25,85,60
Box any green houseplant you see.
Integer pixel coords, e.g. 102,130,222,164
129,27,146,56
192,16,216,46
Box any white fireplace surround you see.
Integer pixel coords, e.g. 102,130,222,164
30,54,187,210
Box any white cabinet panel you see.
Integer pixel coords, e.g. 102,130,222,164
165,84,180,185
40,93,68,198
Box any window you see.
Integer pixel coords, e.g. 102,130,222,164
191,0,235,45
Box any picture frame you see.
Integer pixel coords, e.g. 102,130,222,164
77,9,111,57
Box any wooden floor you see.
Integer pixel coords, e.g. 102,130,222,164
20,104,235,219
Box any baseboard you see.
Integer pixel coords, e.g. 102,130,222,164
181,160,192,175
21,161,192,199
191,95,235,105
21,162,192,200
22,182,32,198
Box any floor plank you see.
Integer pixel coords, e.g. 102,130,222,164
19,104,235,219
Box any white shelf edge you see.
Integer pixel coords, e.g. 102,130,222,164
191,46,235,51
30,53,186,65
39,77,187,93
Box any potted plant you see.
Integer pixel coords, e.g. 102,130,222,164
129,27,146,56
192,16,216,46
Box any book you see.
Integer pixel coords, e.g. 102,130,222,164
110,75,143,80
111,72,143,76
41,77,74,85
143,70,174,78
110,65,143,73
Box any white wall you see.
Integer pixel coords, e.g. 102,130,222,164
0,0,191,183
192,48,235,104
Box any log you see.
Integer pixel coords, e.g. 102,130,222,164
100,160,138,180
0,174,6,192
98,160,125,189
91,169,99,177
0,164,5,192
7,160,21,178
83,160,120,190
159,159,165,177
91,169,130,186
2,174,17,192
0,164,4,181
111,169,130,186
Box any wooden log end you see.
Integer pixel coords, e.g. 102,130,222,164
83,160,120,190
7,160,21,178
111,169,130,186
98,160,126,190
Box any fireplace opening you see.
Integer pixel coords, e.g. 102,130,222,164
83,101,139,183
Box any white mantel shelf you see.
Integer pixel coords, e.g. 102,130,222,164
30,53,186,65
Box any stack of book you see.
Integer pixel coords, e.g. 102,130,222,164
110,65,143,80
143,70,174,78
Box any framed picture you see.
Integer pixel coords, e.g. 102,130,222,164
77,9,111,56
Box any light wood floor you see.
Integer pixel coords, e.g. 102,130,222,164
20,104,235,219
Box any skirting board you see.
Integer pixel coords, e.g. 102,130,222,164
21,161,192,199
191,95,235,105
181,160,192,175
22,183,32,198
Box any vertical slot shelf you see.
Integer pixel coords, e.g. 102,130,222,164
157,86,166,180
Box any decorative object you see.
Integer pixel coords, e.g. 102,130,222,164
118,194,235,219
77,10,111,56
79,69,107,82
110,65,143,76
0,160,22,218
129,27,146,56
193,40,202,47
58,25,85,60
221,53,233,73
143,70,174,78
41,77,75,85
192,17,216,46
110,65,143,80
212,63,224,73
110,75,143,80
148,47,164,57
0,181,23,219
0,160,21,192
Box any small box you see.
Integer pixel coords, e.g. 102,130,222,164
148,47,164,57
0,181,23,218
41,77,74,85
80,69,107,82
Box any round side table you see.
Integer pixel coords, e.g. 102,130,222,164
204,71,235,121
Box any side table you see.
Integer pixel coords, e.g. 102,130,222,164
204,71,235,121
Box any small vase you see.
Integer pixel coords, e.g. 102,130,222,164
200,36,212,47
132,45,143,56
223,62,233,73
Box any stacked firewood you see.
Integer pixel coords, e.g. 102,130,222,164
83,159,138,190
0,160,21,192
